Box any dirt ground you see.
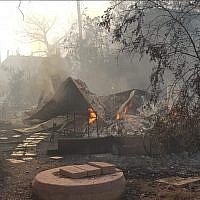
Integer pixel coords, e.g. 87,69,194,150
1,130,200,200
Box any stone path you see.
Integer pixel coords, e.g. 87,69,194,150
8,132,50,162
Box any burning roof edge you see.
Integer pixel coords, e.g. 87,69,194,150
99,88,150,119
28,76,105,121
70,77,106,120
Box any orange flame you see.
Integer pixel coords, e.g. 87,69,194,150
116,105,129,120
116,114,120,120
88,107,97,125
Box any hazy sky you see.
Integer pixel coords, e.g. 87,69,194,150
0,1,110,61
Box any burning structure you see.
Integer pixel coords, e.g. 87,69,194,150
100,89,149,118
26,77,105,135
23,76,151,138
11,75,155,156
100,89,151,136
115,90,149,120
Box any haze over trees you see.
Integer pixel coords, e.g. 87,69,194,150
100,1,200,112
20,14,65,56
64,8,150,95
4,1,200,118
1,13,69,114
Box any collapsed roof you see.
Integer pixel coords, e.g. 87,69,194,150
28,77,105,121
100,89,150,118
116,89,150,117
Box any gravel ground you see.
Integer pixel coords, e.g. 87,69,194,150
1,130,200,199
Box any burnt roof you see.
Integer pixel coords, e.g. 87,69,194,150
28,77,105,121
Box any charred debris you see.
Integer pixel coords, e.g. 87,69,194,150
17,76,151,139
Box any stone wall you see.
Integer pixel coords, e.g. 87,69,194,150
58,135,154,156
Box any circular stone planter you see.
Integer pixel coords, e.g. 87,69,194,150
32,165,125,200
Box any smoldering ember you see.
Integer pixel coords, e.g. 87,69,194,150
1,1,200,200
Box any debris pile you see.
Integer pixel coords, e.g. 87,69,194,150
106,115,152,136
13,76,154,140
103,89,152,136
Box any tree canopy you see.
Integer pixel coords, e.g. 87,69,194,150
64,10,139,95
100,0,200,114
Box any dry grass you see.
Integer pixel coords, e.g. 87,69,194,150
157,189,192,200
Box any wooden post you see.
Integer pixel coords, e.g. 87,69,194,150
87,113,90,138
67,112,69,120
73,112,76,134
77,1,82,42
96,112,99,137
76,0,83,79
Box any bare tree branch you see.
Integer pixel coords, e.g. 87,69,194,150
20,15,64,56
18,0,24,21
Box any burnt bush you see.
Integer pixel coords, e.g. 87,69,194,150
150,106,200,154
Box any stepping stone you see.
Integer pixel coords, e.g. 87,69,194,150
17,144,25,147
50,156,63,160
0,137,8,140
22,157,33,161
13,150,24,154
6,159,25,164
11,153,24,157
26,138,34,141
75,164,101,177
31,135,48,139
88,162,116,175
59,166,87,179
35,137,46,140
157,176,200,187
30,136,38,138
12,135,21,138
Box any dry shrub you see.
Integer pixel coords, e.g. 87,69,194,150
158,189,192,200
150,106,200,154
